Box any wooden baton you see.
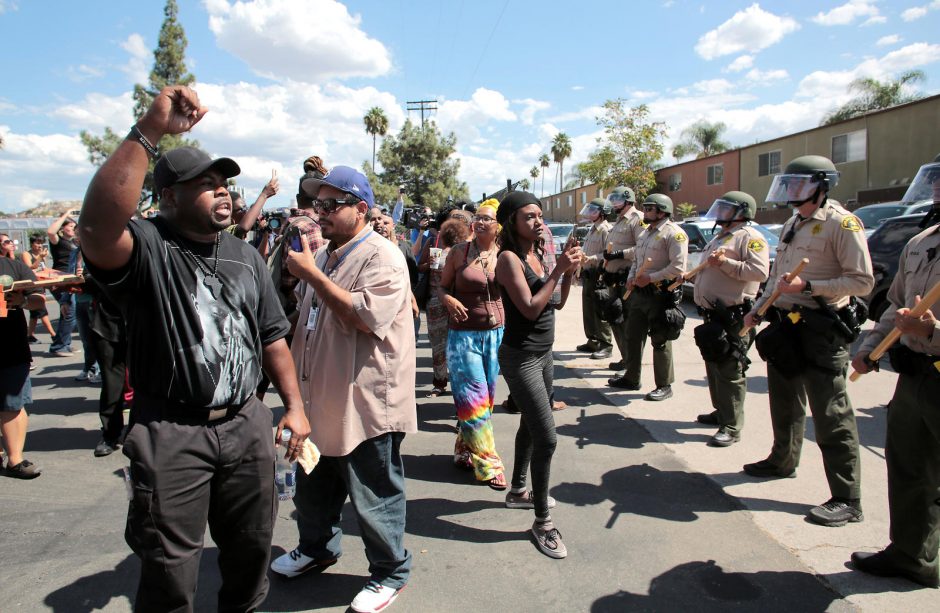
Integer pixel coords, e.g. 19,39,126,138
622,258,653,301
666,248,725,291
738,257,810,337
849,279,940,381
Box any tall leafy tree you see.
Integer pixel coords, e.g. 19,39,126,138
578,100,666,198
529,165,540,188
538,153,551,196
80,0,197,202
672,120,730,160
551,133,572,193
364,119,469,208
363,107,389,170
822,70,925,125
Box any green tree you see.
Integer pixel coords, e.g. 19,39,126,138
676,202,697,219
538,153,551,196
529,165,540,182
365,119,468,209
578,100,666,198
80,0,198,203
821,70,925,125
363,106,389,170
551,133,572,193
519,178,531,191
672,120,730,160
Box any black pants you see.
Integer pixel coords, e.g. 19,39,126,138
123,396,276,613
498,344,557,520
91,330,126,443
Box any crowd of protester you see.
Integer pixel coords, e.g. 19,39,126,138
2,84,939,613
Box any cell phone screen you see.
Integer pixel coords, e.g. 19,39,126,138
289,235,303,252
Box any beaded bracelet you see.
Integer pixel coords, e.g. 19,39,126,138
128,124,159,158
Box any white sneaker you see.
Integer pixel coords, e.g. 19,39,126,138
88,371,102,384
350,581,404,613
270,547,337,578
74,370,90,381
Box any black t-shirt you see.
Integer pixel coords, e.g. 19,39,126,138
397,240,418,289
85,217,289,408
500,256,554,352
50,236,77,272
0,258,37,368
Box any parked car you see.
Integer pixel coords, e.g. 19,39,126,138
545,223,575,254
678,219,779,296
862,212,927,322
762,223,783,237
853,201,932,238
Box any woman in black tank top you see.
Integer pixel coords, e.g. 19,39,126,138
494,191,583,559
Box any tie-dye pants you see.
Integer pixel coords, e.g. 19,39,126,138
447,327,505,481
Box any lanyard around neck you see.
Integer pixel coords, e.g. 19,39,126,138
320,231,373,277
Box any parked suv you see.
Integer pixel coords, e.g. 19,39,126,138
854,201,932,238
863,212,927,321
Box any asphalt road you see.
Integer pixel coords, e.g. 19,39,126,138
1,290,937,611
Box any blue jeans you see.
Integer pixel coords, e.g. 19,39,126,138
294,432,411,588
50,292,76,353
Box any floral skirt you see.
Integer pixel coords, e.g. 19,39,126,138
447,327,505,481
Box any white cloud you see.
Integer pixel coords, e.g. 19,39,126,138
628,90,658,101
66,64,105,83
862,15,887,25
0,130,92,211
876,34,902,46
513,98,551,125
51,91,135,131
724,55,754,73
901,6,928,21
811,0,880,26
0,1,19,14
120,33,150,84
205,0,392,81
570,85,584,91
695,4,800,60
744,68,789,85
435,88,516,146
545,106,604,124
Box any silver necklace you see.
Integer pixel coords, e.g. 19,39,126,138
474,240,498,327
179,232,223,299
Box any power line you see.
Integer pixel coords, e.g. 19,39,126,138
406,100,438,127
461,0,511,99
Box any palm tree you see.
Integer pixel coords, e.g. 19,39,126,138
538,153,551,196
529,165,540,191
519,178,531,191
551,133,572,193
363,107,389,169
822,70,925,125
672,120,730,160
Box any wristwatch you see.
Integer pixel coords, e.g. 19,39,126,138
801,280,813,296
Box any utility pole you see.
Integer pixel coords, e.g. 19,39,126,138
406,99,438,127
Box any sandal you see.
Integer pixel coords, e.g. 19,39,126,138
488,473,508,490
427,386,446,398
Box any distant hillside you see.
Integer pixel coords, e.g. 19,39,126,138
0,200,82,219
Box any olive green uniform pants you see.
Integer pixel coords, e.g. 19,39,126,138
766,330,860,500
883,371,940,579
703,325,753,436
581,272,612,350
623,290,674,389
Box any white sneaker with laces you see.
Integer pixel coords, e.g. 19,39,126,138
350,581,404,613
88,371,102,384
270,547,337,578
74,370,90,382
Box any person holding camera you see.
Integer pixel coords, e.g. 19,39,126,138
46,208,80,356
21,235,56,342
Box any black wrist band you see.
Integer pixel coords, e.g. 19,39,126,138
128,124,159,158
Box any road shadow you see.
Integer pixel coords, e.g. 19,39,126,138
44,554,137,613
403,453,476,486
552,463,743,525
747,374,769,394
591,559,842,612
25,426,100,452
26,394,96,417
555,410,649,451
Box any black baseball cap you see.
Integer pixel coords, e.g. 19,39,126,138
153,147,240,194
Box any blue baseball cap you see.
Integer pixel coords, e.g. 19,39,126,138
300,165,375,208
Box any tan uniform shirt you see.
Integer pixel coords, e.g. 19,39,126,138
290,225,418,457
581,220,612,270
756,202,873,312
694,223,770,309
860,225,940,356
628,218,688,284
604,207,646,273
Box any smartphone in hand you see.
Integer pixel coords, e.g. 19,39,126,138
289,235,303,252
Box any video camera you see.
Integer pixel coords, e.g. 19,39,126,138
255,208,292,232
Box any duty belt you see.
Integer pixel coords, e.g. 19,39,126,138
699,302,751,323
137,394,248,424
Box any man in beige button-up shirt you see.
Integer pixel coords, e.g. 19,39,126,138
742,155,873,530
273,166,415,610
577,198,613,359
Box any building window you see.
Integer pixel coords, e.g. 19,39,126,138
567,195,572,207
706,163,724,185
758,150,781,177
596,188,604,198
832,129,866,164
581,192,587,204
555,197,560,209
668,173,682,192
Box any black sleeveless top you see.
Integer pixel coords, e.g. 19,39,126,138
500,255,554,352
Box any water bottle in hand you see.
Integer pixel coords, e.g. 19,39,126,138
275,429,297,501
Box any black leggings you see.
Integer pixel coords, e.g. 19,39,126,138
498,344,557,520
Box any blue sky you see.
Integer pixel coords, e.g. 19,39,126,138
1,0,939,211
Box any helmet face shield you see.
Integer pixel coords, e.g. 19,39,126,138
579,203,602,221
765,174,820,205
703,198,744,222
902,162,940,203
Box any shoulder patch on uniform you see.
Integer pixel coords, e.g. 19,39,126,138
841,216,862,232
674,232,687,243
812,224,823,235
747,239,765,253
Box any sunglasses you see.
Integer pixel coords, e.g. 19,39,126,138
312,197,362,215
1,239,13,245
